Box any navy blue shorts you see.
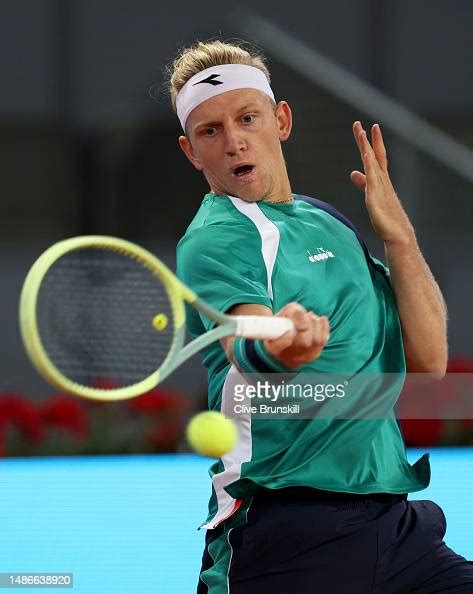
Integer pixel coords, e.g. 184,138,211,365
197,488,473,593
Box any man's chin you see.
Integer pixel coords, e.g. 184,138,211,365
235,193,263,203
228,186,270,203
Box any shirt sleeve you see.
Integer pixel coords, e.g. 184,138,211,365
370,255,391,279
176,223,273,331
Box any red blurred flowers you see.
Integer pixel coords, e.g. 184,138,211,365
128,387,192,451
398,356,473,446
0,392,44,445
0,384,191,456
39,395,88,438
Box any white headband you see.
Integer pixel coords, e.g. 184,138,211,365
176,64,275,131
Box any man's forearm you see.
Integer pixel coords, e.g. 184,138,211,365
349,122,447,374
385,234,448,375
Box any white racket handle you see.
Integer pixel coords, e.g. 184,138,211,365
234,315,294,340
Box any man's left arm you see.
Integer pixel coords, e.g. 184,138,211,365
350,121,448,376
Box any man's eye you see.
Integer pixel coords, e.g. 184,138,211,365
204,127,216,136
242,114,255,123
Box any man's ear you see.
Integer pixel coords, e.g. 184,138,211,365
178,136,203,171
275,101,293,142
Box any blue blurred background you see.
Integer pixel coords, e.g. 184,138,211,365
0,449,471,593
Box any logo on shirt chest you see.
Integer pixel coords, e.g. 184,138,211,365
307,247,335,262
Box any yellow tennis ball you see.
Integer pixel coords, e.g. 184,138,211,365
186,411,238,458
152,313,168,331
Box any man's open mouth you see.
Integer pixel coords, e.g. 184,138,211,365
232,164,255,177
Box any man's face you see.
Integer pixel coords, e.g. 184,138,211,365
179,89,292,202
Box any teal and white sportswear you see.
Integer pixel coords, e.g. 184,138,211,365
176,192,430,529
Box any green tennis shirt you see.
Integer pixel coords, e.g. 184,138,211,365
176,192,430,529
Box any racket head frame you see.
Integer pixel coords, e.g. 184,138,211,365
19,235,195,401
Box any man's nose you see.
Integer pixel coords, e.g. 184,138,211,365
224,125,246,155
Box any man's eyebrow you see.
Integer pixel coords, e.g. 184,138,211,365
194,120,220,130
237,103,260,113
193,103,262,130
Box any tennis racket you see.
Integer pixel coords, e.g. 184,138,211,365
19,235,293,401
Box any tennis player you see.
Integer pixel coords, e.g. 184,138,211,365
168,40,473,592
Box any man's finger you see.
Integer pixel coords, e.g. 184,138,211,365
314,316,329,347
363,150,380,189
263,328,295,356
352,121,363,155
360,130,377,161
350,170,367,191
372,124,388,171
275,303,310,331
321,316,330,344
291,307,311,331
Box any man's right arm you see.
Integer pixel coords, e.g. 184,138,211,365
221,302,330,370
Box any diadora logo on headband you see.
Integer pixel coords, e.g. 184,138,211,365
193,73,223,86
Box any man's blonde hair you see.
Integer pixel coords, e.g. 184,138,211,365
166,39,271,112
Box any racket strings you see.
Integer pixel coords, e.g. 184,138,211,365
36,249,175,388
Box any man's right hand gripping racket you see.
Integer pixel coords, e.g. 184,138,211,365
19,236,293,401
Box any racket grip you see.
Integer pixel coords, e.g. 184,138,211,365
234,315,294,340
